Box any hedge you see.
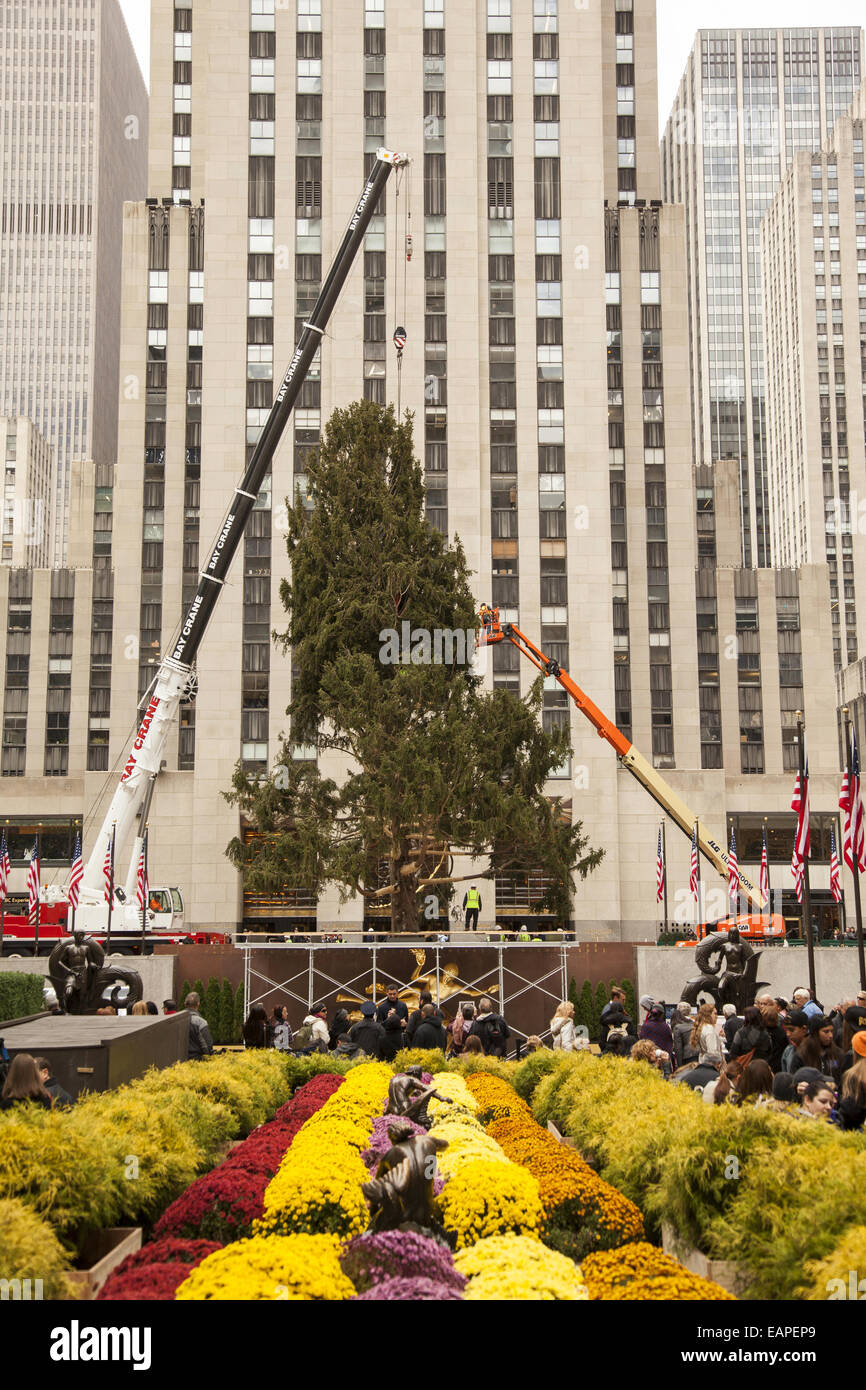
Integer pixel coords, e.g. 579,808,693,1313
0,973,44,1023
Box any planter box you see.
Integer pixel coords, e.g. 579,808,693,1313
68,1227,142,1300
662,1221,748,1298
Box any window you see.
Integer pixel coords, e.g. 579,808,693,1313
296,218,321,253
297,60,322,93
605,273,620,305
489,220,513,254
365,0,384,25
534,0,557,33
425,216,446,252
534,61,558,95
148,271,168,303
534,122,559,156
537,282,561,316
487,0,511,30
424,0,444,25
297,0,322,29
487,61,512,94
640,272,660,304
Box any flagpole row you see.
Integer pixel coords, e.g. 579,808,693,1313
842,706,866,990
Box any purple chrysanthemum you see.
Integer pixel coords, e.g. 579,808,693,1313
341,1230,465,1293
353,1276,464,1301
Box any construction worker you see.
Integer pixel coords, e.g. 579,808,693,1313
463,885,482,932
479,604,494,635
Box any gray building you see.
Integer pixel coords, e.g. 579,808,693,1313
662,28,863,572
0,0,148,563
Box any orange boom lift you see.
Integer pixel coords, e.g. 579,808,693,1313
479,607,766,910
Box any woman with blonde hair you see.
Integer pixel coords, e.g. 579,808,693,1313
690,1002,718,1058
550,1000,576,1052
837,1033,866,1129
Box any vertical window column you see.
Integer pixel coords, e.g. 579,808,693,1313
87,468,113,772
605,213,629,740
172,2,192,203
363,17,386,404
141,211,169,705
487,0,517,692
45,571,73,777
424,21,447,531
2,571,31,776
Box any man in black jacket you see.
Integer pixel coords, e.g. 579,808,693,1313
471,996,510,1057
600,987,630,1047
412,1003,447,1051
184,991,214,1060
348,1002,386,1059
35,1056,73,1108
376,984,409,1028
675,1050,723,1092
407,991,443,1044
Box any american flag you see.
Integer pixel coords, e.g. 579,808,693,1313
728,827,740,905
689,823,699,901
135,830,149,912
0,832,10,899
791,759,810,904
759,827,769,905
102,828,114,905
655,827,665,903
68,833,83,912
830,826,842,904
27,838,40,925
839,731,865,874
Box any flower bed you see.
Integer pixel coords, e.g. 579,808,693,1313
97,1239,223,1302
176,1233,355,1301
340,1230,465,1295
453,1234,588,1301
580,1242,734,1301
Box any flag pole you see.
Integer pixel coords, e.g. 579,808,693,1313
763,817,771,924
796,710,817,996
107,821,115,949
661,820,669,937
34,848,40,957
695,819,702,932
842,705,866,989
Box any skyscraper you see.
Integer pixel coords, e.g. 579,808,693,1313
662,28,863,570
0,0,148,563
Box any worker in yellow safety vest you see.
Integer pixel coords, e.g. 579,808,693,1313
462,885,482,932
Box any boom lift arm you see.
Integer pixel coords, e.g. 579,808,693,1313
480,609,764,909
74,150,409,929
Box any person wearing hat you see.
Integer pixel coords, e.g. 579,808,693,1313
347,1001,385,1060
781,1009,811,1074
799,1014,844,1085
163,999,178,1015
837,1030,866,1130
638,1002,674,1068
675,1048,723,1092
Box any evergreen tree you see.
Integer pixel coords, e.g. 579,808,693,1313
204,979,222,1042
593,981,608,1042
578,980,593,1035
219,980,235,1046
180,979,192,1006
620,977,637,1025
192,979,205,1013
233,984,245,1045
224,401,603,932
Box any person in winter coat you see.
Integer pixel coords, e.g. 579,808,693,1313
328,1008,351,1051
754,1000,787,1073
407,991,443,1044
601,1005,637,1056
729,1005,772,1063
243,1003,271,1049
0,1053,52,1109
412,1003,448,1051
35,1057,73,1108
799,1015,845,1085
639,1003,675,1065
675,1049,723,1092
379,1011,406,1062
471,996,511,1057
722,1004,743,1052
446,1003,475,1057
600,988,629,1047
550,1000,577,1052
186,991,215,1059
671,1002,699,1070
375,985,409,1028
689,1003,719,1060
347,1002,385,1059
781,1009,811,1073
293,1005,330,1054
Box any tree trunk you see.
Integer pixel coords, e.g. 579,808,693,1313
391,861,419,934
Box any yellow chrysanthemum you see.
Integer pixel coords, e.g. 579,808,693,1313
175,1234,356,1301
455,1234,588,1301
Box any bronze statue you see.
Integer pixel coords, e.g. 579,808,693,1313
48,931,144,1015
362,1120,448,1231
681,927,767,1013
385,1065,454,1130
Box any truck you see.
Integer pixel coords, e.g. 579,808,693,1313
480,609,767,911
39,151,409,942
0,884,230,957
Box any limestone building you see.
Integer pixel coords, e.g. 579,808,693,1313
662,28,863,572
0,0,148,563
0,0,847,940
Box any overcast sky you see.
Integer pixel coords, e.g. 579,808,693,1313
118,0,865,132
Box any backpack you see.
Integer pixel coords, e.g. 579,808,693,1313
606,1022,630,1042
293,1022,315,1053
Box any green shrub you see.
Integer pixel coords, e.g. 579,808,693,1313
203,978,222,1040
0,973,44,1023
180,980,192,1007
219,979,236,1045
450,1055,516,1081
619,978,637,1024
391,1048,449,1074
593,982,607,1040
577,980,593,1035
233,984,244,1044
191,978,205,1009
0,1198,76,1298
511,1050,562,1102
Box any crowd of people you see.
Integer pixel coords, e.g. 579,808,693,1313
616,985,866,1130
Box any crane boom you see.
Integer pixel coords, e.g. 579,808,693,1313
75,150,409,929
480,609,765,909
